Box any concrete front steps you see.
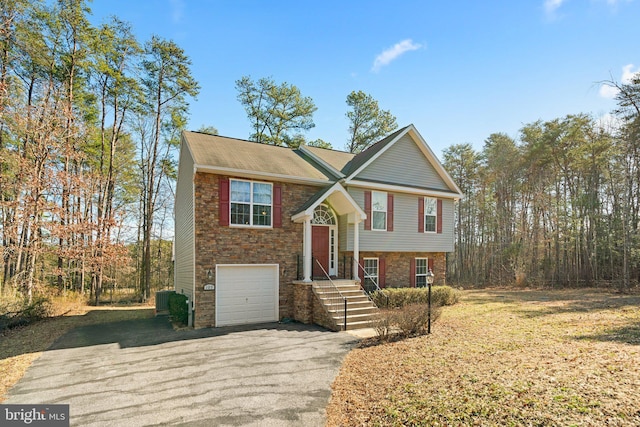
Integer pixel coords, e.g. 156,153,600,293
313,280,379,330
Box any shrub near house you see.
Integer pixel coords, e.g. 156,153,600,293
371,286,459,308
370,286,458,339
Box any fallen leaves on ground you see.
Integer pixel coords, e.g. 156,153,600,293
327,288,640,426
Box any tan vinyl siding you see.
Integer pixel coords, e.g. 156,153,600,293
174,142,195,305
356,134,449,190
345,188,455,252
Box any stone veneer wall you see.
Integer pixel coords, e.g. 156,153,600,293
347,251,447,288
193,172,320,328
292,281,337,331
292,282,313,324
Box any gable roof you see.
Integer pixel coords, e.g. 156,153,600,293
300,125,463,198
342,126,409,176
343,125,463,197
181,125,463,198
298,126,409,177
291,182,366,222
182,131,331,184
299,146,354,178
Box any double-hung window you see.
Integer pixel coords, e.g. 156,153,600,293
415,258,428,287
424,197,437,232
230,179,272,227
372,191,387,231
363,258,379,293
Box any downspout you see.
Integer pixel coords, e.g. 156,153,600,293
190,165,196,327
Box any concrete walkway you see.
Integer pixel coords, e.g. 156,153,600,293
5,317,359,426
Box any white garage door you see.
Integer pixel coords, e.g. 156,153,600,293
216,264,279,327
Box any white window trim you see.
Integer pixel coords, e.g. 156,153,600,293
230,178,273,228
424,197,437,233
415,257,428,287
363,257,379,284
371,191,387,231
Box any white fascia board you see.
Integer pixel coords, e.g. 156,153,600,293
182,132,196,165
343,124,464,197
347,179,463,200
329,183,367,218
406,126,464,196
291,182,367,223
291,211,312,223
194,164,330,186
299,145,345,179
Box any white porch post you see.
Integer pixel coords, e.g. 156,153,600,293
303,216,312,282
352,219,360,281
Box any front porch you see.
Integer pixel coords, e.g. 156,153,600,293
295,254,355,282
291,182,366,284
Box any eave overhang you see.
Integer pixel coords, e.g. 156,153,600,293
193,164,331,186
292,182,366,224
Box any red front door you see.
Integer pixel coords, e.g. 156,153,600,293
312,226,330,278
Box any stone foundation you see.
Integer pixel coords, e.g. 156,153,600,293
292,281,336,330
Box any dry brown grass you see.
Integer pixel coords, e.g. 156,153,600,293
327,288,640,426
0,297,153,402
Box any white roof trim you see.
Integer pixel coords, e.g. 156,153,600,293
299,145,346,179
345,129,406,180
181,133,197,164
194,164,331,186
344,124,463,197
291,182,366,223
347,179,463,200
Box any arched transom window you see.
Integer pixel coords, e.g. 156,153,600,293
312,204,336,225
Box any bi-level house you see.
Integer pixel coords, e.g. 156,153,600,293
174,125,462,329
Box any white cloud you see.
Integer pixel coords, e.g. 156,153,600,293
600,64,640,98
599,84,619,99
169,0,185,23
605,0,634,6
544,0,565,16
371,39,422,72
545,0,634,19
621,64,638,83
596,112,623,133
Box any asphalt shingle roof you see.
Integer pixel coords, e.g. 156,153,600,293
183,131,332,181
302,146,355,175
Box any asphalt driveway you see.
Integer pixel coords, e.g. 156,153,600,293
5,316,359,426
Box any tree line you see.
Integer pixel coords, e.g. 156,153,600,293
8,0,631,306
0,0,198,304
0,0,398,306
443,74,640,289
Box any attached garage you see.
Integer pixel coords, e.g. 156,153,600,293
215,264,279,327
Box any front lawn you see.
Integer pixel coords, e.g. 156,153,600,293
327,288,640,426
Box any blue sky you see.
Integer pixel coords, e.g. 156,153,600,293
89,0,639,158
